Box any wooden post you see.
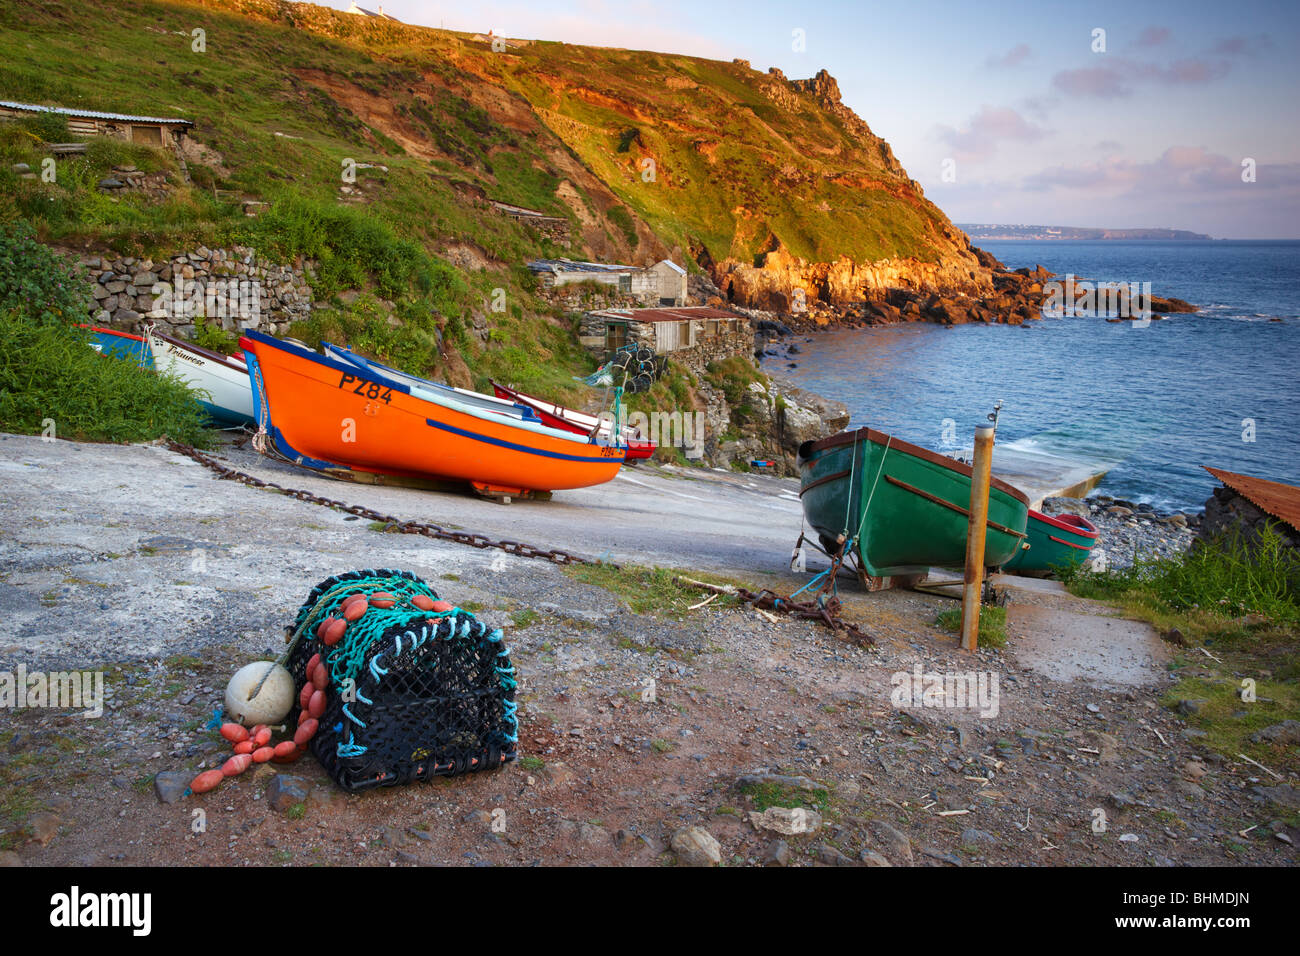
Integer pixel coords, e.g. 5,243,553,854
961,424,996,651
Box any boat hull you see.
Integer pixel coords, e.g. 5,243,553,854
85,327,153,368
799,427,1030,579
242,331,624,493
1003,510,1098,573
147,329,254,427
491,381,657,459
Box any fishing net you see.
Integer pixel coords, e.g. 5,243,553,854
581,343,659,393
285,569,518,792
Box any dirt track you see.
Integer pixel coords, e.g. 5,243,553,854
0,432,1295,867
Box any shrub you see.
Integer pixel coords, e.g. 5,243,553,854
0,220,92,325
1058,525,1300,624
0,311,210,446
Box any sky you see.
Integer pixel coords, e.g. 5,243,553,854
321,0,1300,238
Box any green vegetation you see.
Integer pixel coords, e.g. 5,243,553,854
0,0,961,437
0,218,96,325
0,223,211,445
934,605,1007,648
192,316,239,355
1059,528,1299,770
737,777,832,815
705,355,769,430
1058,527,1299,627
564,562,744,618
518,755,545,772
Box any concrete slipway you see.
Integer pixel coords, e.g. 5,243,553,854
0,431,1163,689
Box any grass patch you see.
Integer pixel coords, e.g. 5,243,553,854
0,223,212,446
518,755,545,772
736,779,832,815
1059,527,1300,769
564,563,745,618
511,608,539,629
934,605,1007,648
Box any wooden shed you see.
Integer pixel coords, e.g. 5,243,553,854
0,100,194,148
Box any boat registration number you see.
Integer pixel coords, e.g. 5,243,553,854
338,373,394,404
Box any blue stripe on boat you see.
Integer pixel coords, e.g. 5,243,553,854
424,418,622,463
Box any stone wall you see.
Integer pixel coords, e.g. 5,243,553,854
1198,485,1300,553
75,245,315,338
577,313,754,377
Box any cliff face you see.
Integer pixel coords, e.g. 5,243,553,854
7,0,994,314
716,236,992,312
457,49,990,306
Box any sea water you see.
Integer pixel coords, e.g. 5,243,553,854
769,240,1300,512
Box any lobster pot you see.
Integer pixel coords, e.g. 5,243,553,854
287,569,518,793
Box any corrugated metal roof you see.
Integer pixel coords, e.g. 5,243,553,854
529,259,632,274
591,306,745,323
1205,467,1300,534
0,100,194,126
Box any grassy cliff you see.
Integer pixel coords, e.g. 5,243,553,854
0,0,978,397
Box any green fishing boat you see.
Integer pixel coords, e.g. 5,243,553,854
1003,510,1098,574
797,427,1031,585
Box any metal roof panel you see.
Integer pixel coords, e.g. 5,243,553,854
1204,467,1300,534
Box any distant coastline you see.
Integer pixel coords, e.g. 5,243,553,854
959,224,1212,241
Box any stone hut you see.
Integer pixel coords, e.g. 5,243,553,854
0,100,193,150
531,258,686,306
579,306,752,373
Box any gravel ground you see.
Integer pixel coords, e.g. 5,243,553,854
1,432,1295,867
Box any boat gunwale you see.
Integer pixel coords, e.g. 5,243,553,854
803,426,1031,506
82,325,147,344
494,380,654,443
492,380,658,455
327,344,524,414
1028,509,1098,537
150,327,248,374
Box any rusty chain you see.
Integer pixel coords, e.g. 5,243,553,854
735,587,874,647
166,439,871,644
163,439,597,567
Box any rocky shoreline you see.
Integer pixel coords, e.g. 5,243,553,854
1041,495,1199,568
721,257,1198,348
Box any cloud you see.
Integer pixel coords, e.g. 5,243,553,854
1053,65,1131,98
1022,147,1300,197
1162,58,1230,84
1135,26,1170,48
1052,57,1230,98
986,43,1031,68
936,106,1049,161
924,151,1300,239
1210,34,1273,57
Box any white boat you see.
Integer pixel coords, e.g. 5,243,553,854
146,327,255,427
321,343,547,424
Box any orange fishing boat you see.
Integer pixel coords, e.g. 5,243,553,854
239,331,625,499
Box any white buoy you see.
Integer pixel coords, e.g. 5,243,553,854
225,662,294,726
